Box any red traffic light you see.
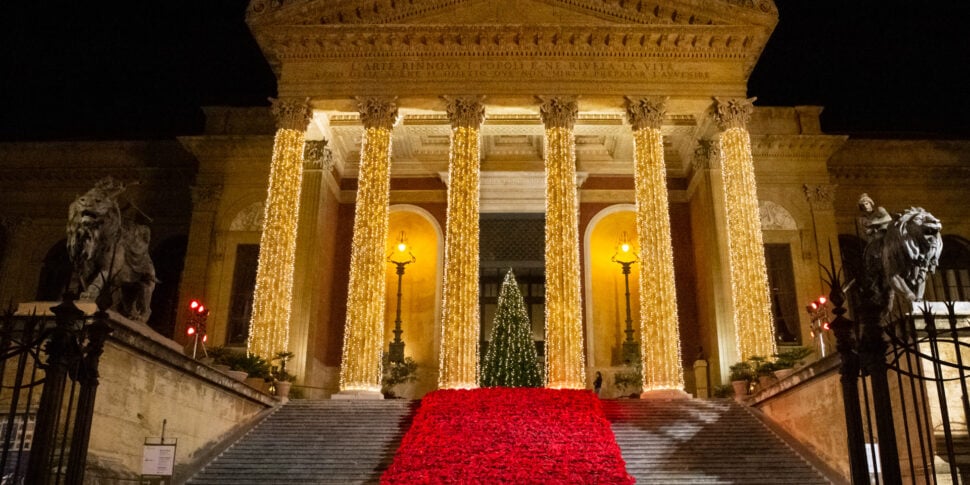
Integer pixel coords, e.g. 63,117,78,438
818,296,827,305
187,326,196,336
822,321,830,331
189,299,200,310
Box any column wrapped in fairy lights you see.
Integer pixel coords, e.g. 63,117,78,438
713,97,776,360
248,98,311,359
438,96,485,389
339,97,399,393
539,96,586,389
625,96,684,392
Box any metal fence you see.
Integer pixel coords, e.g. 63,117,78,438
0,300,111,485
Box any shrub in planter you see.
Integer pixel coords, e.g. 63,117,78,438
381,355,418,398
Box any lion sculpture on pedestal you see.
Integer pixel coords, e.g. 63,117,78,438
67,177,156,322
881,207,943,302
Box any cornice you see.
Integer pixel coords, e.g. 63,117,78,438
248,0,776,27
177,135,276,161
0,167,171,185
255,24,767,64
829,164,970,184
749,134,849,161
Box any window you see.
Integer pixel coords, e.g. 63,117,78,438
764,244,800,344
226,244,259,346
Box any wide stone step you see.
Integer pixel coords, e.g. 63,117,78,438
603,399,834,485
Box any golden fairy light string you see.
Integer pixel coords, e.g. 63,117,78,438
540,96,585,389
438,123,482,389
339,99,397,393
719,125,776,360
631,127,685,392
248,99,310,360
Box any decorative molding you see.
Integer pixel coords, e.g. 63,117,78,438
443,96,486,129
270,97,313,131
303,139,335,171
803,184,835,210
191,184,224,211
759,200,797,231
712,96,756,131
248,0,777,28
230,202,266,232
257,24,765,61
356,97,400,129
538,96,579,129
829,165,970,183
625,96,667,131
749,134,848,160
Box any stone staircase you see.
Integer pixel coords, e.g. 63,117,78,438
187,400,416,485
189,398,835,484
602,399,835,484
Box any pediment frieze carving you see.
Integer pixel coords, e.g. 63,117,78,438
248,0,776,28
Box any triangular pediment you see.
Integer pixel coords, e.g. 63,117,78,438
248,0,777,28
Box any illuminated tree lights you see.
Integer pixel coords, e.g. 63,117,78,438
480,270,544,388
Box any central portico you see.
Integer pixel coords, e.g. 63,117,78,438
237,0,783,398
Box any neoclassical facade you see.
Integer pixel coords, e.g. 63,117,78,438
1,0,969,399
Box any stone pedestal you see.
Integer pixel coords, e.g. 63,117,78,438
331,390,384,400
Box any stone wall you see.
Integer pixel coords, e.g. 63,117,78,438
87,315,275,483
749,355,850,480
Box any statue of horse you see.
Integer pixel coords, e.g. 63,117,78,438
66,177,156,322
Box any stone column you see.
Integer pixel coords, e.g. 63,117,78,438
247,97,312,360
288,139,334,383
539,96,586,389
624,96,685,394
438,96,486,389
337,97,399,398
712,97,776,360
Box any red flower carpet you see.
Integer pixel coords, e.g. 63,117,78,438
381,387,634,484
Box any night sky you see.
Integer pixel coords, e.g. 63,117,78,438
1,1,967,141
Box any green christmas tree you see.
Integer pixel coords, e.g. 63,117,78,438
480,269,544,387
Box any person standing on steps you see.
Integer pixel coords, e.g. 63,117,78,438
594,371,603,398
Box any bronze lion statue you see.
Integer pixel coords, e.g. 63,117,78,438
67,177,156,322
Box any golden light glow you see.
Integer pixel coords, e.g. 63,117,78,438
339,126,394,392
544,126,586,389
248,127,305,359
632,127,685,392
719,127,776,360
438,125,482,389
621,243,631,253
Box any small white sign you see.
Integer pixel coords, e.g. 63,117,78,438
142,443,176,476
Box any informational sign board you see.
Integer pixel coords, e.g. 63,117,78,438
141,437,177,485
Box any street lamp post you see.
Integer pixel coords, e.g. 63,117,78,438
612,232,640,365
388,231,415,364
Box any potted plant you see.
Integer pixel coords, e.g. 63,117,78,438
224,353,271,392
381,354,418,398
613,363,643,398
272,351,296,401
728,361,754,398
772,346,813,380
748,355,777,389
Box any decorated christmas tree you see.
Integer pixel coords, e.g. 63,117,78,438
480,269,544,387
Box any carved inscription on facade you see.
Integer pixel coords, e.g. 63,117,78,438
303,60,716,82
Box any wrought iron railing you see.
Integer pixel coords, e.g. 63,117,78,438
0,299,111,485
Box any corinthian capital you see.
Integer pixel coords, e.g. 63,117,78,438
537,96,579,129
803,183,836,210
624,96,667,131
356,97,400,129
303,139,335,171
270,97,312,131
712,97,757,131
692,139,720,171
443,96,486,129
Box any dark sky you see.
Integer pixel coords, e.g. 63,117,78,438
1,1,968,141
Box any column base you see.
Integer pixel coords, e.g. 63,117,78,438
331,390,385,400
640,389,691,400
